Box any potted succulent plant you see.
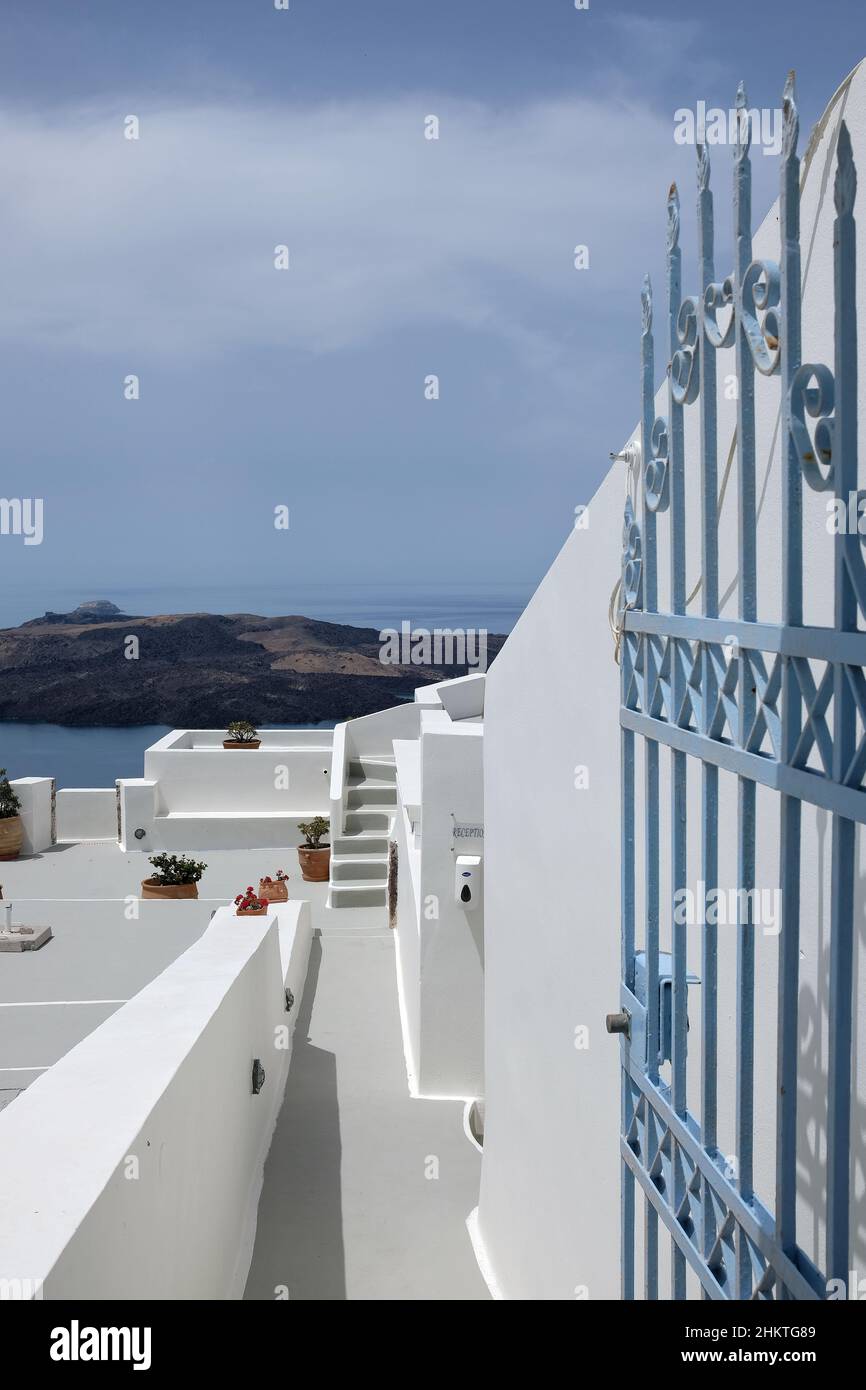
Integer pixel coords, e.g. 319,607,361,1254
297,816,330,882
223,721,261,750
235,886,268,917
0,770,23,861
259,868,289,903
141,853,207,900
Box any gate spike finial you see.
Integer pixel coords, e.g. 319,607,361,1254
666,183,680,251
835,121,856,216
641,274,653,333
782,71,799,160
697,141,710,192
735,80,751,161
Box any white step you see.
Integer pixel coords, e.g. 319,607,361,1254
147,810,310,852
327,882,388,909
330,858,387,883
346,784,397,809
344,811,391,833
349,758,397,783
333,835,389,857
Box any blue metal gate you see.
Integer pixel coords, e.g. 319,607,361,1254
613,76,861,1299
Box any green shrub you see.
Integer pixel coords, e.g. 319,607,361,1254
297,816,329,849
0,769,21,821
148,853,208,885
226,721,258,743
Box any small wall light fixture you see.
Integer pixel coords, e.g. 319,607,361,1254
134,828,146,840
610,440,642,468
252,1058,266,1094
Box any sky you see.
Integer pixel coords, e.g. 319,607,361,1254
0,0,863,621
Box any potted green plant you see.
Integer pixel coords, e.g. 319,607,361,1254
297,816,330,882
141,853,207,900
235,886,269,917
0,770,23,861
258,868,289,903
223,721,261,750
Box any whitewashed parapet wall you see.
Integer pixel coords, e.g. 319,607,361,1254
143,729,333,812
10,777,53,853
392,699,484,1098
0,902,312,1299
55,788,118,842
476,64,866,1298
12,731,337,854
12,777,118,847
119,728,334,852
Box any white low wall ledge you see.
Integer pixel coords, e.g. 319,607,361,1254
0,903,310,1299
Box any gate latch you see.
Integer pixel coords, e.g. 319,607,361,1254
633,950,699,1069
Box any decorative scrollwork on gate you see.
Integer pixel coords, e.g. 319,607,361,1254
621,495,642,614
741,259,781,375
789,362,834,491
671,297,701,404
645,416,670,513
619,69,862,1303
703,277,736,349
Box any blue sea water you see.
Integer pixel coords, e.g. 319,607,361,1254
0,583,528,788
0,722,338,790
0,724,173,790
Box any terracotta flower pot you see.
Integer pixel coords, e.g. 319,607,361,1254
222,740,261,749
236,905,268,917
141,879,199,900
0,815,23,861
298,846,331,882
259,879,289,903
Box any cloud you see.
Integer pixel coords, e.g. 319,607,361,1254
0,95,675,364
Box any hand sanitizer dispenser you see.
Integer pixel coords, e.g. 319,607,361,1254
455,855,482,911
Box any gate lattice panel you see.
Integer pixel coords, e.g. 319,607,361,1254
615,76,861,1300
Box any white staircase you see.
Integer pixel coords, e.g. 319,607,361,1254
327,757,396,908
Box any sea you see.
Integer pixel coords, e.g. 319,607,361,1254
0,582,530,789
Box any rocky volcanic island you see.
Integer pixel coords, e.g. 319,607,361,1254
0,601,503,726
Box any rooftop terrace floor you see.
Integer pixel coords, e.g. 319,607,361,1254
0,840,488,1300
0,842,302,1097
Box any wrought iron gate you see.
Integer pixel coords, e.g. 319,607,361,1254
613,76,861,1299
